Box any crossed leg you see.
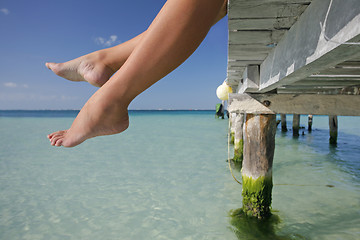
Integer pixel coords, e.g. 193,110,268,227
45,0,227,88
48,0,227,147
45,33,144,87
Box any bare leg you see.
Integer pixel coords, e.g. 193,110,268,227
45,33,144,87
48,0,226,147
45,0,227,88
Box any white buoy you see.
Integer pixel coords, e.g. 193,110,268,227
216,82,232,100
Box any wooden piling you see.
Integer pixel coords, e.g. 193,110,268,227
280,114,287,132
242,114,276,219
230,112,236,144
292,114,300,137
329,115,338,144
233,113,244,162
308,115,313,132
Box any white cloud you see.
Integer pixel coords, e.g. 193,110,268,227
0,8,9,15
3,82,29,88
95,35,119,47
4,82,17,88
95,37,105,45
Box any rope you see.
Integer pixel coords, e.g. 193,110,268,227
228,117,241,185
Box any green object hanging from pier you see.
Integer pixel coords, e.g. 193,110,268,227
215,103,224,119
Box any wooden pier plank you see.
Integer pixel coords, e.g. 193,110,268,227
288,79,360,87
229,30,287,45
229,17,297,31
229,1,309,19
228,93,360,116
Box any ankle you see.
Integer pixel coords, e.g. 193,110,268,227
93,49,119,73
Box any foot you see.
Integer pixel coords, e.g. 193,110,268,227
45,52,116,87
47,89,129,147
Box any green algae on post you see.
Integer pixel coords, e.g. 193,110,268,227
230,131,235,145
242,175,273,219
233,138,243,163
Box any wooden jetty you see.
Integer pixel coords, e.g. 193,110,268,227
226,0,360,219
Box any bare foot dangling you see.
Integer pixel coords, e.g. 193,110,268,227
45,52,115,87
47,88,130,147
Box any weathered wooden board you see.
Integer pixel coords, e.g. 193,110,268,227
336,61,360,68
227,0,360,99
276,88,342,94
227,78,241,86
229,44,274,53
286,79,360,86
306,76,360,81
228,93,360,116
229,17,297,31
277,86,360,94
229,30,287,45
228,52,268,62
236,66,260,93
229,2,309,19
228,60,263,67
258,0,360,92
315,67,360,76
228,66,246,71
229,31,271,45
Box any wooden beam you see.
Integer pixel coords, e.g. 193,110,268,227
304,76,360,81
228,59,263,67
229,1,309,19
228,93,360,116
236,65,260,93
288,79,360,86
229,44,273,56
276,86,360,96
229,17,297,31
315,67,360,76
229,30,287,46
336,61,360,68
258,0,360,92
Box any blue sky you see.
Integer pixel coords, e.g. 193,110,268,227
0,0,228,110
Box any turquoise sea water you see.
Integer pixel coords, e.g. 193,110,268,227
0,110,359,240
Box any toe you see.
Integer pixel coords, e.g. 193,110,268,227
49,130,68,147
45,62,54,70
48,132,58,141
48,133,55,140
45,62,63,75
48,130,65,140
54,139,63,147
50,134,62,146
